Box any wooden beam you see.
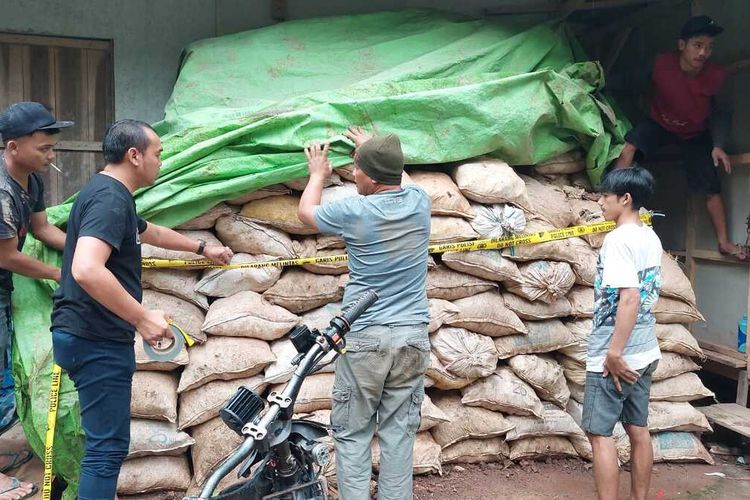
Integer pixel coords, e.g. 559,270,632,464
0,33,111,51
484,0,661,16
700,341,746,362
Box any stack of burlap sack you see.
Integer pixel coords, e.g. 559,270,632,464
118,152,715,498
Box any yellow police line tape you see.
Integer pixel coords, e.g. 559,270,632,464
142,213,653,270
43,212,654,497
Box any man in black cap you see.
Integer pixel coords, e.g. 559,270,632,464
298,127,431,500
0,101,71,499
614,16,744,260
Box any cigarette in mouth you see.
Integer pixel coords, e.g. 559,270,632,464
49,162,62,173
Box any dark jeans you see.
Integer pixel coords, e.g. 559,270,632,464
52,330,135,500
0,288,16,430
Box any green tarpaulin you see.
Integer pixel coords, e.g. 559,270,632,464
11,9,627,497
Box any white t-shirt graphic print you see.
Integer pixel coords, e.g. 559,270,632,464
586,223,663,372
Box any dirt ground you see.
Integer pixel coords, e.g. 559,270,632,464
4,421,750,500
413,458,750,500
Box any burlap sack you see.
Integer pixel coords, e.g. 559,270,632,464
128,420,195,459
142,289,206,341
175,204,237,230
502,218,573,262
426,353,477,390
470,203,526,239
569,239,599,286
335,163,355,181
191,416,244,485
648,402,712,433
215,215,298,258
557,319,592,365
451,158,530,209
141,230,223,263
141,269,208,310
271,372,335,413
428,299,460,333
264,338,335,385
296,239,349,275
508,354,570,408
503,292,572,321
316,234,346,250
430,327,498,379
660,253,697,305
411,170,472,218
298,301,343,331
442,249,522,283
178,336,275,393
420,393,451,432
505,402,582,441
569,433,594,461
534,151,585,175
430,392,515,447
568,198,605,248
178,376,267,430
426,265,496,301
195,253,282,296
460,367,544,418
284,172,343,192
117,455,192,495
447,291,527,337
263,269,344,313
651,432,714,464
505,260,576,304
650,373,715,402
559,355,585,386
430,216,478,244
320,182,360,205
494,319,576,359
567,286,594,318
134,334,188,372
653,297,704,324
372,432,442,475
568,381,585,404
520,175,576,229
240,195,318,235
652,352,701,382
655,324,704,358
202,290,299,340
509,436,579,461
227,184,291,205
131,371,178,423
441,437,509,464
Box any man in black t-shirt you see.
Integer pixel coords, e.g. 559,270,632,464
51,120,232,500
0,102,71,499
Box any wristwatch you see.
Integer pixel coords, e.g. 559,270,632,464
196,239,206,255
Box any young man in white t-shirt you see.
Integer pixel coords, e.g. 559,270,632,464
582,167,663,500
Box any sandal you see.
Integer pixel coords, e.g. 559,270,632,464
718,243,749,261
0,477,38,500
0,451,33,474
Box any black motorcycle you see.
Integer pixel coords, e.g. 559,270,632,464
186,290,378,500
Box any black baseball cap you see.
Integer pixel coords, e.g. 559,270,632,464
680,15,724,40
0,101,74,140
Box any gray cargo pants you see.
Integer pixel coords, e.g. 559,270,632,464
331,324,430,500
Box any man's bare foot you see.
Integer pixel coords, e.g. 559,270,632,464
0,474,35,500
718,241,749,261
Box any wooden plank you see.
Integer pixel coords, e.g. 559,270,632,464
698,403,750,438
0,33,110,51
737,370,748,407
691,249,750,265
700,341,746,362
700,348,745,369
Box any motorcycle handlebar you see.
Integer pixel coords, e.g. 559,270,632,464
338,289,378,329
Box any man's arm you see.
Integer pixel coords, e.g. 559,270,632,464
0,236,60,282
603,287,641,391
140,222,233,264
30,210,66,251
298,143,332,231
71,236,169,345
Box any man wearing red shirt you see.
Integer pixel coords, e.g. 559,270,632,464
615,16,745,260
